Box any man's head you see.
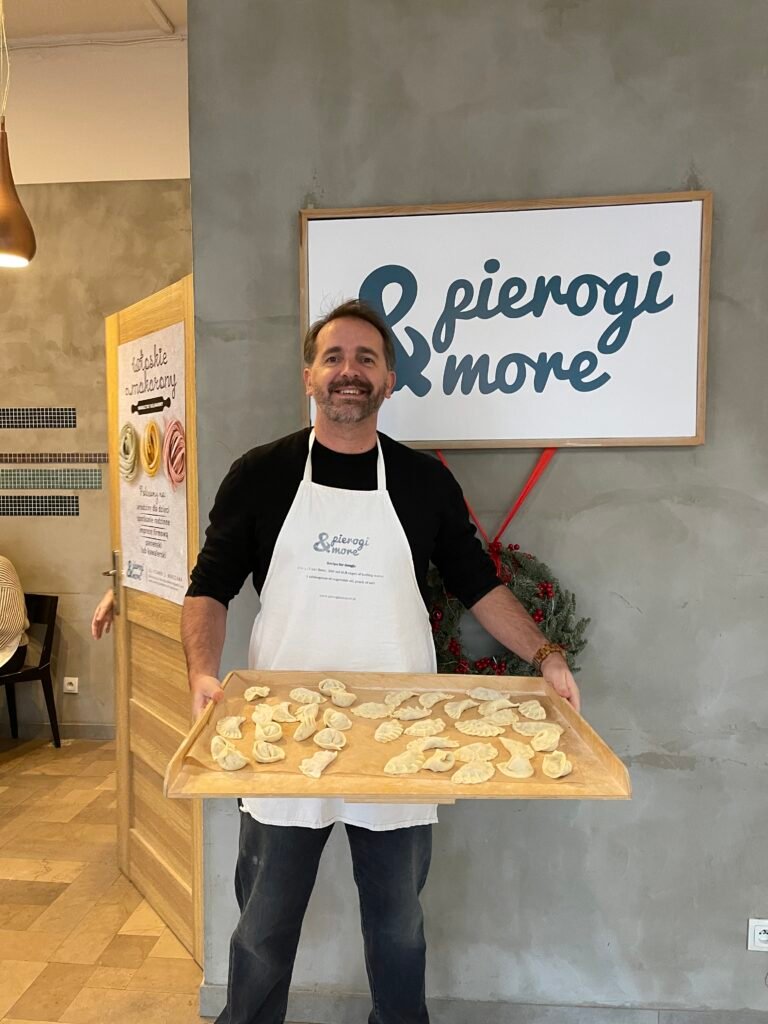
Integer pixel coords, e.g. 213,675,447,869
303,300,396,426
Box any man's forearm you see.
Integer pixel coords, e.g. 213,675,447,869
181,595,227,682
470,584,549,664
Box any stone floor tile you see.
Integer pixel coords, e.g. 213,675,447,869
48,902,130,965
4,962,95,1022
28,861,120,937
0,905,46,929
0,858,85,884
0,961,47,1018
147,927,192,960
0,933,63,961
96,933,159,969
59,986,203,1024
0,881,68,907
127,957,203,994
118,899,165,937
84,966,137,989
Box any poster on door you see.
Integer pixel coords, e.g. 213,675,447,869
303,193,711,448
117,321,188,604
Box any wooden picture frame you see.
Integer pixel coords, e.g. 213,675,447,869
299,191,712,449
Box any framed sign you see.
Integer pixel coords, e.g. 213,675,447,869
300,192,712,448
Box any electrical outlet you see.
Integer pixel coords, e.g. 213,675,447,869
63,676,79,694
748,919,768,952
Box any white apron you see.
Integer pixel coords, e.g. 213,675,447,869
241,430,438,830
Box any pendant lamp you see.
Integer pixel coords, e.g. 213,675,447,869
0,0,35,267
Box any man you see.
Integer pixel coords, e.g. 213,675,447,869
182,299,580,1024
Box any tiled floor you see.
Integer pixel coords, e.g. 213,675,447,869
0,737,209,1024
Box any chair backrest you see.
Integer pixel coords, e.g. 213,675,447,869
23,593,58,667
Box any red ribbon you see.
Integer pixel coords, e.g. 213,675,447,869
435,448,557,575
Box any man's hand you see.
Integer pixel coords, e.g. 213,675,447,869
541,653,581,713
191,674,226,719
91,589,115,639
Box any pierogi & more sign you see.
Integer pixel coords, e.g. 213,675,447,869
303,193,711,448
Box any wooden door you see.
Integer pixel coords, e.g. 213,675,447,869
105,276,202,963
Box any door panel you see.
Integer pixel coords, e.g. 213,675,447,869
105,276,202,963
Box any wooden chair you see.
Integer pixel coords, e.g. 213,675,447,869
0,593,60,748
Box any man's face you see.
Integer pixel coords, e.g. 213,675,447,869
304,317,396,425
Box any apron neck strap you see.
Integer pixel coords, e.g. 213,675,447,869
305,429,386,490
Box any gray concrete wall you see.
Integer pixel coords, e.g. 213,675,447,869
1,179,191,738
188,0,768,1013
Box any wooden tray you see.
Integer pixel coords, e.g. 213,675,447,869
164,669,631,803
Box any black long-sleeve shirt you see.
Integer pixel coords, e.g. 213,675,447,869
187,428,499,612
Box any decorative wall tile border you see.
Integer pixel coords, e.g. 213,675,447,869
0,407,77,429
0,468,102,490
0,495,79,516
0,452,108,464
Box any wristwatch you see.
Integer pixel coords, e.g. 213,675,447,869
531,642,566,672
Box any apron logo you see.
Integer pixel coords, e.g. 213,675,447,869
313,532,370,557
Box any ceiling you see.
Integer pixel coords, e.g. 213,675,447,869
5,0,187,42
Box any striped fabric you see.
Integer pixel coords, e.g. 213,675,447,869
0,555,29,668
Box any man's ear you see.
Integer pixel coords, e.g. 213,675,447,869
384,370,396,399
303,366,313,396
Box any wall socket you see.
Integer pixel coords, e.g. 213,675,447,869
63,677,79,694
747,919,768,951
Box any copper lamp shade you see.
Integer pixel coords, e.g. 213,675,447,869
0,116,35,267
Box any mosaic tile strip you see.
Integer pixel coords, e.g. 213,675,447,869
0,452,108,464
0,468,102,490
0,407,77,429
0,495,79,516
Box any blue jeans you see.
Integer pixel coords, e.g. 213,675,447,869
216,811,432,1024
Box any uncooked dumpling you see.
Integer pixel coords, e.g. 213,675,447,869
444,699,480,720
211,735,248,771
299,750,337,778
455,718,505,737
352,702,391,720
466,686,505,701
418,691,455,709
216,715,246,740
422,750,455,772
374,720,404,743
514,720,563,738
454,742,499,763
478,698,515,716
331,690,357,708
290,687,326,704
542,750,573,779
384,689,417,707
483,709,519,726
318,677,346,694
498,755,535,779
391,705,430,720
251,705,274,726
452,760,495,784
404,717,445,737
293,703,319,740
518,699,547,720
323,709,352,731
243,685,270,701
383,750,425,775
407,736,460,752
271,702,297,723
313,727,347,751
530,725,562,752
498,737,535,759
253,740,285,764
254,721,282,743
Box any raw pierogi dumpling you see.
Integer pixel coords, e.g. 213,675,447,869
352,702,391,720
407,736,460,753
323,709,352,731
211,735,248,771
243,685,270,701
422,750,455,772
542,750,573,779
478,698,515,716
254,721,282,743
403,717,445,737
418,691,455,709
331,690,357,707
518,699,547,721
270,702,297,723
452,760,495,785
498,755,535,779
251,705,274,726
290,687,326,705
216,715,246,740
444,699,480,720
253,740,285,764
313,728,347,751
374,720,404,743
318,677,346,694
498,737,535,759
454,742,499,763
383,750,425,775
466,687,506,702
299,750,337,778
455,718,505,737
391,705,430,720
384,689,417,707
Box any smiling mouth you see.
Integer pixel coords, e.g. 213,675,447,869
331,386,370,397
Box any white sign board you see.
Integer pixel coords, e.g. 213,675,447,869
303,194,710,447
117,322,188,604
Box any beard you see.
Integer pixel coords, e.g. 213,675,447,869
314,376,388,424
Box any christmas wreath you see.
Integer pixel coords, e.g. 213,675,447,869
427,542,590,676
